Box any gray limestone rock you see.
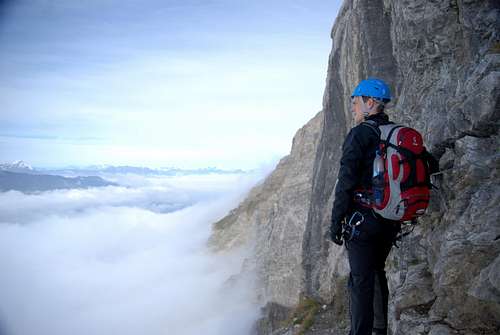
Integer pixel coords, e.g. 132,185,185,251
209,110,324,308
468,254,500,304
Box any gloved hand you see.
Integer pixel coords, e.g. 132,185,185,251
330,222,343,246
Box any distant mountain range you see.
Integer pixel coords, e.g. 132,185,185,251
0,161,245,177
39,165,246,177
0,161,247,193
0,170,118,193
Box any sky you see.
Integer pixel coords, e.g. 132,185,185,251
0,171,266,335
0,0,342,169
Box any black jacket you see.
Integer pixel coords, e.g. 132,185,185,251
330,113,392,229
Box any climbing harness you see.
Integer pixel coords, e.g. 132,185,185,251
342,211,365,248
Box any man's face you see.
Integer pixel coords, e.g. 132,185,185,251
351,96,365,124
351,96,377,124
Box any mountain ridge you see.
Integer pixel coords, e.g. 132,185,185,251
0,161,247,177
0,170,118,193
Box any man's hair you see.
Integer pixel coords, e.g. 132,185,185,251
362,96,385,113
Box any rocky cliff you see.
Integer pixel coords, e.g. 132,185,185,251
210,110,323,307
210,0,500,334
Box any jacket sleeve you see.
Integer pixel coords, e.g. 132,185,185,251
331,127,367,227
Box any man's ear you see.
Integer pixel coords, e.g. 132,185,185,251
367,98,375,109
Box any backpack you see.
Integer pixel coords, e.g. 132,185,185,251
363,120,436,222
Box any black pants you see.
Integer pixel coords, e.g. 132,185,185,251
345,208,400,335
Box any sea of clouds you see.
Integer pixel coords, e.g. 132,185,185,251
0,169,271,335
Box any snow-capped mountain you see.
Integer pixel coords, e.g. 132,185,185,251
0,161,118,193
0,160,35,173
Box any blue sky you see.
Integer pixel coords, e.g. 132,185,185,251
0,0,342,169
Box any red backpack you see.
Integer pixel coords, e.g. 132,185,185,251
363,121,435,222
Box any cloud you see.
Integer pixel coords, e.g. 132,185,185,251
0,172,269,223
0,172,266,335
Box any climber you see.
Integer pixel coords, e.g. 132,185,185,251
329,78,400,335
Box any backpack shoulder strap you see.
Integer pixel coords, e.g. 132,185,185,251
361,120,381,137
385,124,403,144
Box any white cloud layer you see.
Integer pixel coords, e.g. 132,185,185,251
0,172,266,335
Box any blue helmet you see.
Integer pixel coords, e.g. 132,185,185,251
351,78,391,102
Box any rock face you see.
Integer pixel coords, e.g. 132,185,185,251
209,110,324,307
210,0,500,334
